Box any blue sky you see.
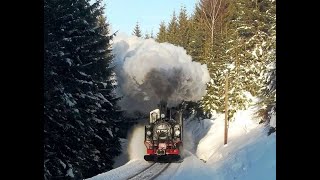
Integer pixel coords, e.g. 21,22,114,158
103,0,197,36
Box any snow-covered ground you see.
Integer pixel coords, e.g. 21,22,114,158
87,106,276,180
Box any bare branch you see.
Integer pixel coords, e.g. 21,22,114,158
201,0,223,34
201,3,213,32
214,0,222,20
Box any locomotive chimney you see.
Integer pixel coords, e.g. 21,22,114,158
159,100,167,111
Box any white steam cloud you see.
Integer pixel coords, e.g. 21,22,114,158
127,125,146,160
112,34,210,113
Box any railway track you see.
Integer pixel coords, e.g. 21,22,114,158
127,163,170,180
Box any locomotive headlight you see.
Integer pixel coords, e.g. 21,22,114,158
161,114,165,118
146,131,152,136
175,130,180,136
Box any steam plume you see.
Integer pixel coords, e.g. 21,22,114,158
112,34,210,114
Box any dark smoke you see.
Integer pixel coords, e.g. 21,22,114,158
143,68,184,103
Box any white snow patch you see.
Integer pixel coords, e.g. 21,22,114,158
106,128,113,137
95,93,113,107
66,168,74,178
79,71,90,77
59,159,66,169
92,117,106,124
101,82,108,88
269,112,276,128
161,153,213,180
66,58,72,66
76,79,93,85
227,62,235,70
63,93,76,107
95,135,103,141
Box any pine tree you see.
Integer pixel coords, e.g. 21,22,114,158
156,21,168,43
220,0,276,119
167,11,179,45
44,0,122,179
188,5,207,63
256,0,276,128
132,21,142,37
177,6,190,48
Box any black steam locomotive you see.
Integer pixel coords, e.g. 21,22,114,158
144,101,183,162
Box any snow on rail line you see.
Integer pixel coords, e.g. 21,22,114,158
128,163,170,180
86,160,152,180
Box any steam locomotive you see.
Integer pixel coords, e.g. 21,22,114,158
144,101,183,162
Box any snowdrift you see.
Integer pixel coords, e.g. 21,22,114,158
88,106,276,180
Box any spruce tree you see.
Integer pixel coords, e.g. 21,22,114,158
44,0,122,179
256,0,276,128
177,6,190,48
156,21,168,43
132,21,142,37
167,11,179,45
188,5,207,63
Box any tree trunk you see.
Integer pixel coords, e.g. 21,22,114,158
224,73,229,145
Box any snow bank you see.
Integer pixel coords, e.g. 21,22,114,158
163,154,213,180
89,106,276,180
208,131,276,180
195,106,275,180
196,107,260,162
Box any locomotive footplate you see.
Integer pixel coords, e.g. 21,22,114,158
144,154,181,162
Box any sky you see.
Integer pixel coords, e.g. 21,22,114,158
103,0,198,36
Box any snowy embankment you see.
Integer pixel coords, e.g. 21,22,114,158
87,106,276,180
194,107,276,180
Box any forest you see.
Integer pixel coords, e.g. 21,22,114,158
44,0,276,179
